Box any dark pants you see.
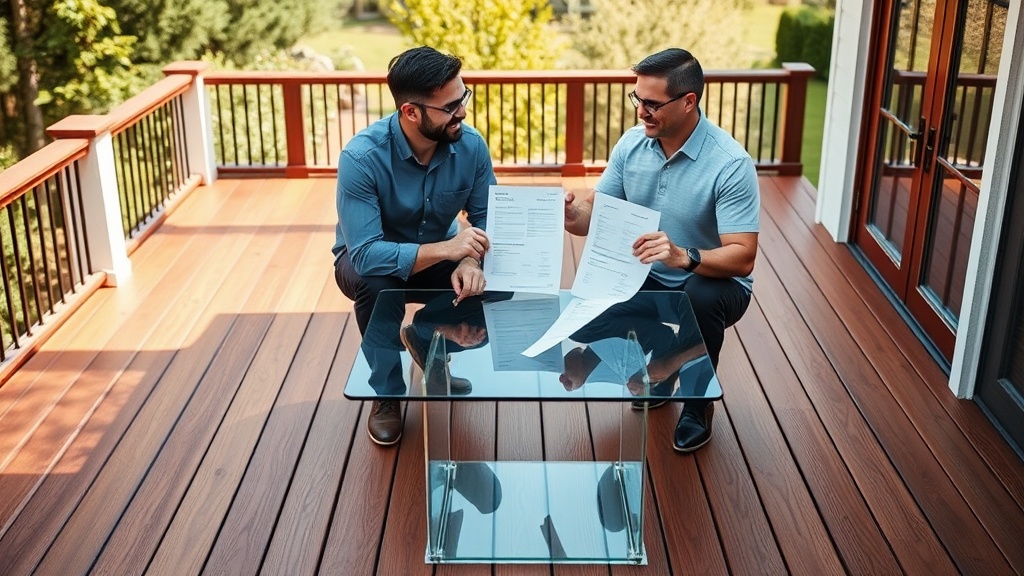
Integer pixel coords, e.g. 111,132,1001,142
640,274,751,370
334,247,460,336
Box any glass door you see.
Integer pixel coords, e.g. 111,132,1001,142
855,0,1007,360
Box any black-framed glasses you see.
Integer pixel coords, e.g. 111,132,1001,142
628,90,689,113
412,88,473,116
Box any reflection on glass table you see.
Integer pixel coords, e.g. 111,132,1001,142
344,289,721,564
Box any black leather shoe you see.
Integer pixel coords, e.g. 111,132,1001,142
673,402,714,452
367,400,402,446
401,325,472,395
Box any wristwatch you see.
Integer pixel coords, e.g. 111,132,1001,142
684,247,701,272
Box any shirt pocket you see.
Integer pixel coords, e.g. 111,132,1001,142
433,187,471,218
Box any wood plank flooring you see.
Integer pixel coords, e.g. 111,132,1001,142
0,175,1021,575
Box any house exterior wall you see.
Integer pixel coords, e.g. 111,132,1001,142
950,1,1024,397
816,0,1024,397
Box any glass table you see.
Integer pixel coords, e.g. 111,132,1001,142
344,289,721,564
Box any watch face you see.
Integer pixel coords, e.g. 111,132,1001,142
687,248,701,271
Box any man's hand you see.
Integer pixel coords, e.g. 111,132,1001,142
564,189,594,236
633,231,684,266
451,257,485,305
446,226,489,262
436,323,487,348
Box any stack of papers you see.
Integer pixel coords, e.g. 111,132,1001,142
480,185,661,357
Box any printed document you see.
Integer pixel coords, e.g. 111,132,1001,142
482,185,564,294
482,294,564,372
571,193,660,300
522,194,661,357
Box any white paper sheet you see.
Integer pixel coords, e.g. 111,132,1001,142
482,294,565,371
482,185,564,294
521,298,617,357
571,193,660,300
521,194,661,357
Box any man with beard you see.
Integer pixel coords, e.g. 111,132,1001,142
333,46,496,446
563,48,760,453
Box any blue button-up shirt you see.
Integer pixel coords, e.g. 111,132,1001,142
334,113,496,280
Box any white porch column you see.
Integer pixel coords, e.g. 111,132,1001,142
163,61,218,184
815,0,874,241
47,116,131,286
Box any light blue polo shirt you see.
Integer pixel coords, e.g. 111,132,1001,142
595,111,760,292
334,113,496,280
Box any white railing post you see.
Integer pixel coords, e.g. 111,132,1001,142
47,116,132,286
164,61,218,184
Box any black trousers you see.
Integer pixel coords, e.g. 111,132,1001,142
334,247,459,336
639,274,751,370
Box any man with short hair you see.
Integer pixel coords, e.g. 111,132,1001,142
334,46,496,446
564,48,760,452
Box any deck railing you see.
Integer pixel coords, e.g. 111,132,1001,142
0,60,813,377
204,63,815,178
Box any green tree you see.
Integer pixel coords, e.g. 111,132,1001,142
36,0,138,115
213,0,327,64
385,0,566,161
563,0,751,70
0,18,14,91
386,0,563,70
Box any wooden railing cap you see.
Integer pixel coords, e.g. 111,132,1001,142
782,62,816,76
163,61,211,77
47,115,114,139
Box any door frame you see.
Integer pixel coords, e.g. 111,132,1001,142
975,98,1024,454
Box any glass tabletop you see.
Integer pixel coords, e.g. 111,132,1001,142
344,289,722,402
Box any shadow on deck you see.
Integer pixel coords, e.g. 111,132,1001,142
0,175,1021,575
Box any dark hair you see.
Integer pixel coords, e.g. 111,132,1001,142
632,48,704,104
387,46,463,107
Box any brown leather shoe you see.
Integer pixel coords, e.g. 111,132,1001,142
367,400,402,446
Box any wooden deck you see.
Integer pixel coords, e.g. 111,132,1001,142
0,175,1021,575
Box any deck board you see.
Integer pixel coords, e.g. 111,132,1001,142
0,175,1021,575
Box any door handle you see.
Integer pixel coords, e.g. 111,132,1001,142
923,126,937,172
909,117,926,140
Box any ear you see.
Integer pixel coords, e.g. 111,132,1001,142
399,102,420,121
683,92,699,114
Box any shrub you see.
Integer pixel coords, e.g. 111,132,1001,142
775,6,834,79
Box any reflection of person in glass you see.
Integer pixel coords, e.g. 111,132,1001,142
559,293,711,404
398,292,491,395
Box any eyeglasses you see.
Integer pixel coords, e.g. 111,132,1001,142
412,88,473,117
628,90,689,113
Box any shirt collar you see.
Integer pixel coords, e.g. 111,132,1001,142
389,113,416,162
641,108,708,162
679,109,708,161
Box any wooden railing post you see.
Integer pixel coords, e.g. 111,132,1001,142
282,83,308,178
163,61,217,184
562,82,586,177
780,63,815,176
47,115,131,286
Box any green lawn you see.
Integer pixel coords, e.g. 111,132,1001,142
802,79,827,188
299,18,408,71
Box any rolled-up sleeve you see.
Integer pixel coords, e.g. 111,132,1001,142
338,151,418,279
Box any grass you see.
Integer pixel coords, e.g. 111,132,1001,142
802,79,827,187
299,17,408,71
